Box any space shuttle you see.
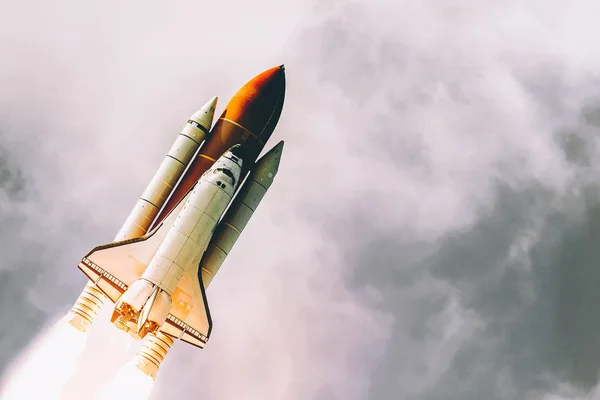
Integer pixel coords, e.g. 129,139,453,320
64,65,286,378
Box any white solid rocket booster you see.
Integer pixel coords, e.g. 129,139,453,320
200,140,284,288
115,97,219,240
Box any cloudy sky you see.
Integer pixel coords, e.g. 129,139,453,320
2,1,600,399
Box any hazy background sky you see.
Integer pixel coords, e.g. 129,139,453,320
2,1,600,399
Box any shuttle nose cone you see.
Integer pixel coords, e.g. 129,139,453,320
227,144,243,158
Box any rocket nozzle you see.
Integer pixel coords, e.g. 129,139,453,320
112,301,136,322
137,320,160,339
67,282,106,333
134,331,175,379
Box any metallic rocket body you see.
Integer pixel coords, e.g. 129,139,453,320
70,65,287,381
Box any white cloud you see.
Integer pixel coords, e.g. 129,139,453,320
3,1,600,399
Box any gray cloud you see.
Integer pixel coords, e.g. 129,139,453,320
0,135,43,368
3,1,600,399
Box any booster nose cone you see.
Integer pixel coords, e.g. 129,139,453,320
189,96,218,131
260,140,284,172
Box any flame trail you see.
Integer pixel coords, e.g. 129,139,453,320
98,361,155,400
0,315,88,400
1,307,162,400
60,307,148,399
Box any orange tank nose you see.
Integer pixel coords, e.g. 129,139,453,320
151,65,286,227
217,65,286,139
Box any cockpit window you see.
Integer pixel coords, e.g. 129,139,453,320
214,168,236,187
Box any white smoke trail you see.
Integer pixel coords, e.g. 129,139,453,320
0,315,87,400
98,362,155,400
0,305,159,400
60,306,154,400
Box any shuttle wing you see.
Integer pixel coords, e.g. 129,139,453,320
159,267,212,348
